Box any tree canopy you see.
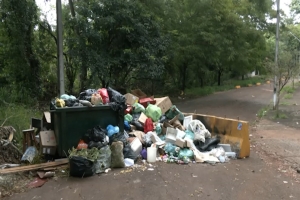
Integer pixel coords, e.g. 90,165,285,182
0,0,298,102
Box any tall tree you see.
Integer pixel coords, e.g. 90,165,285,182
0,0,41,99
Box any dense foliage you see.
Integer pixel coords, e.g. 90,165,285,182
0,0,299,102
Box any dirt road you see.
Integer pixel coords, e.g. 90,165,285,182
7,83,300,200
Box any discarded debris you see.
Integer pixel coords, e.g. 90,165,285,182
27,178,47,189
0,159,69,174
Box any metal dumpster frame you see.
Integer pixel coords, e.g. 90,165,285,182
50,105,124,157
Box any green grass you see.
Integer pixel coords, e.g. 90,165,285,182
0,87,42,149
282,86,295,94
273,112,288,119
257,106,270,118
185,77,266,97
280,101,290,106
284,93,293,99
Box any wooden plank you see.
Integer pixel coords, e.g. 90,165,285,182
0,158,69,174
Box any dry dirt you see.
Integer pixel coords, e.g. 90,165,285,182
4,82,300,200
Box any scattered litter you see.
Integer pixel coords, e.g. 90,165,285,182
283,181,288,184
27,178,47,188
147,168,154,171
37,171,55,179
191,173,198,178
105,168,111,173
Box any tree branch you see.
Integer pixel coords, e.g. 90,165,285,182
39,22,57,44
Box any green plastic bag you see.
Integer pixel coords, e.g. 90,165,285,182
178,148,194,160
165,105,184,121
124,114,133,122
132,103,145,113
155,123,162,135
145,104,162,122
184,130,195,140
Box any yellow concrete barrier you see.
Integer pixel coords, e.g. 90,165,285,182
235,85,241,89
248,84,252,87
266,81,270,84
184,113,250,158
256,83,261,86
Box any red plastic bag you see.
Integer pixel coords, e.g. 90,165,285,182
77,139,88,150
144,118,154,133
98,88,110,104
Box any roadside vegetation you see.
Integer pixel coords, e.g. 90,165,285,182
1,0,300,149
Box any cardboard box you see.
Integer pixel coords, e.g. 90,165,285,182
40,130,57,155
155,97,173,114
124,93,139,106
138,112,148,125
131,89,147,99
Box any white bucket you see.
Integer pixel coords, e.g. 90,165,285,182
147,147,157,163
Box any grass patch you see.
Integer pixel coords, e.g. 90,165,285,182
273,111,288,119
282,86,295,94
0,102,41,148
280,101,290,106
257,106,270,118
186,77,266,97
284,93,293,99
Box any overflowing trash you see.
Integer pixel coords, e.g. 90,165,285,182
47,88,238,178
0,88,239,184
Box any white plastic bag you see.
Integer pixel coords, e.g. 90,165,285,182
188,120,211,142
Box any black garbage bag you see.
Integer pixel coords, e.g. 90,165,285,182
131,120,144,131
83,126,107,144
109,132,127,146
69,156,95,177
107,87,126,112
88,141,108,149
123,144,138,160
132,113,141,121
107,87,126,104
64,99,77,107
91,125,107,142
79,89,97,101
73,102,83,107
50,99,56,110
194,137,220,152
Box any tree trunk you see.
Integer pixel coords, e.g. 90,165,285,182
217,69,222,86
181,64,188,92
200,77,204,87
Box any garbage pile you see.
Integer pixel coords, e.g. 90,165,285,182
65,89,237,177
51,87,126,112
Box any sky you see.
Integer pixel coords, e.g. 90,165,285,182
36,0,292,25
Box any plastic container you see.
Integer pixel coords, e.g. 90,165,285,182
147,147,157,163
130,137,142,157
50,105,124,157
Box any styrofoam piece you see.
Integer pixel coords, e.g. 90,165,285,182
130,137,143,156
165,127,177,144
183,115,193,129
217,144,232,152
175,138,186,148
225,152,236,158
176,128,186,139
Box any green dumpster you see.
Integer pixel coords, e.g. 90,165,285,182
50,105,124,157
